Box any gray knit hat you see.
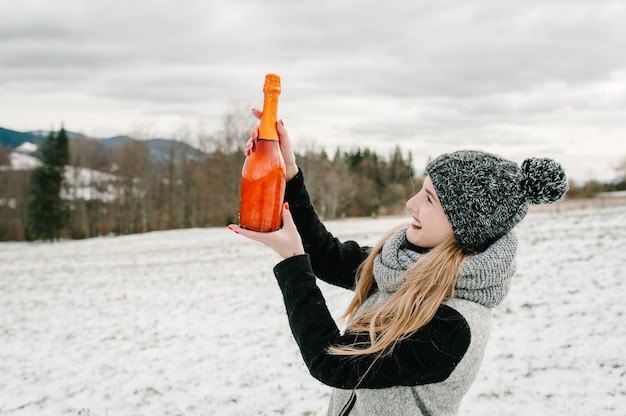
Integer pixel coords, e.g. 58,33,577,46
425,150,568,253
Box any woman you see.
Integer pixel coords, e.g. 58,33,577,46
228,110,568,415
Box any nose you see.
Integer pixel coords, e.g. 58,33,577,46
406,193,418,213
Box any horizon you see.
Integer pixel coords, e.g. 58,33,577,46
3,124,621,186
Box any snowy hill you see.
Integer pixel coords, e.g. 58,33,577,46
15,141,38,153
5,142,118,201
7,151,40,171
1,205,625,415
5,141,39,170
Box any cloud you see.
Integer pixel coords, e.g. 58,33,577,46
1,0,625,181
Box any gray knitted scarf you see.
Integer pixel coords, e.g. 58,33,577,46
372,227,517,308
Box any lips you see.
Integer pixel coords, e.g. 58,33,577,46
411,217,422,229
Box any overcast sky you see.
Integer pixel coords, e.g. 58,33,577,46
1,0,625,181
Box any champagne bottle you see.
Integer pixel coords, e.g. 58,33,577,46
238,74,286,232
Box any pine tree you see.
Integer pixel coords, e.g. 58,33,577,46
27,127,70,240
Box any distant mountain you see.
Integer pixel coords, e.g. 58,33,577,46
0,127,207,165
0,127,44,150
100,136,207,164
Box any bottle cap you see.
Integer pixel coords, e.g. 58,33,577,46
263,74,281,95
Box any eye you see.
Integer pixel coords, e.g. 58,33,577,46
426,195,432,204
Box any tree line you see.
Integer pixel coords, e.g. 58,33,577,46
1,114,625,242
0,116,418,241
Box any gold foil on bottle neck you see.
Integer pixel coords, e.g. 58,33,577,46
263,74,281,95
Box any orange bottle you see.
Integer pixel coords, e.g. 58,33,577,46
239,74,286,232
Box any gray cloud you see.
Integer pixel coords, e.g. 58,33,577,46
1,0,625,180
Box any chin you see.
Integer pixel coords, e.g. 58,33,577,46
405,227,423,246
406,228,438,249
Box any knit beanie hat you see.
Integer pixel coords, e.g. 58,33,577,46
425,150,568,254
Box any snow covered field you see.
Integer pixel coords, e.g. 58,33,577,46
1,204,625,415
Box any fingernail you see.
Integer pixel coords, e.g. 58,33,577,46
227,225,240,234
284,202,289,210
279,119,284,127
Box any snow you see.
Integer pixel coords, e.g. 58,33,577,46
15,142,38,154
6,142,39,171
7,152,40,171
5,146,117,201
63,167,118,202
1,205,625,415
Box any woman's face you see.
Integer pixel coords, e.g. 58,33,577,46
405,176,454,248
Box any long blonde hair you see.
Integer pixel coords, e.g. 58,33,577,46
328,228,469,357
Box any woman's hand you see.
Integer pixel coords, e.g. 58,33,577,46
227,203,305,259
245,108,299,181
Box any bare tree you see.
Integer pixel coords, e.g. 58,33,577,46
615,154,626,181
113,139,151,234
209,105,251,224
0,146,10,166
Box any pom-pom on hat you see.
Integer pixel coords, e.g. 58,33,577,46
425,150,568,253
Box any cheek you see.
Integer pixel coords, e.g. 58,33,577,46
435,217,454,239
436,224,454,241
429,210,453,239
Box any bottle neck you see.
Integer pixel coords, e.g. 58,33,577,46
258,92,279,141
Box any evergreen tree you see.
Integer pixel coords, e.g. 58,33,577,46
27,127,70,240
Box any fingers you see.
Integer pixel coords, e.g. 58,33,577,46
280,202,296,230
226,204,305,259
226,223,281,256
276,120,299,180
244,118,260,156
243,108,263,157
226,224,264,242
244,127,258,156
248,109,297,180
244,108,262,156
276,119,290,143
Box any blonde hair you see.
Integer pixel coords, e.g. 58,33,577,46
328,229,469,357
